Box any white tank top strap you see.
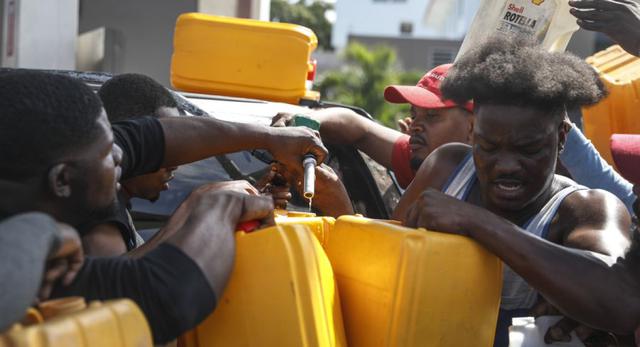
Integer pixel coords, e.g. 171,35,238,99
442,153,475,200
501,183,587,310
441,160,589,310
523,185,587,238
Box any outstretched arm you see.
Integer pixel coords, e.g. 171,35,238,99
272,108,403,169
159,116,327,171
560,124,636,213
403,189,640,334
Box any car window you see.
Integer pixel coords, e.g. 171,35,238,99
130,95,315,221
359,151,402,216
125,93,401,226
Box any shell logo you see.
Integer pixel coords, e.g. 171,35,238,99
532,0,545,4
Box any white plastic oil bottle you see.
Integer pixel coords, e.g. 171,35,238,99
456,0,579,60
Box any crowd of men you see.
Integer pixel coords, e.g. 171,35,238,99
2,0,640,346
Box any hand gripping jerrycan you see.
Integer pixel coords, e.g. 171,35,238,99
457,0,579,60
326,216,503,347
178,221,346,347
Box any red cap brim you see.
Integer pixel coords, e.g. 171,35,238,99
384,85,447,109
384,85,474,112
611,134,640,186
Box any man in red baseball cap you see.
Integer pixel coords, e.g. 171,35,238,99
383,63,474,188
272,64,474,190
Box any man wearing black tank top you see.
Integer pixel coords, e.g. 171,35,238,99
393,34,633,346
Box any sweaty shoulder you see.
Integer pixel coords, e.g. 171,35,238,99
81,223,128,257
392,143,471,220
415,142,472,191
555,179,631,257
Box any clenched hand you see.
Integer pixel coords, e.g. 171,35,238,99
39,223,84,301
401,188,485,235
266,126,328,169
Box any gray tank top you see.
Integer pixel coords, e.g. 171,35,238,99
442,154,586,310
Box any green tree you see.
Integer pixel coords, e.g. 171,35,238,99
318,42,423,127
270,0,333,51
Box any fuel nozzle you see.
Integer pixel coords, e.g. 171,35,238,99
291,114,320,202
302,154,317,200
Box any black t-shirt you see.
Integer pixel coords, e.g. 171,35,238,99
59,117,217,343
113,116,165,181
51,244,216,344
78,191,138,250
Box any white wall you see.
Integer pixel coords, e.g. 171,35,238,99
199,0,270,20
198,0,236,17
332,0,480,49
1,0,78,69
256,0,270,21
80,0,270,85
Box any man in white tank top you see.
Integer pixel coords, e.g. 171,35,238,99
394,34,633,346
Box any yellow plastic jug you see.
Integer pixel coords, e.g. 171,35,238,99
274,209,336,247
457,0,578,60
38,297,87,320
171,13,319,104
0,299,152,347
582,45,640,165
179,223,346,347
326,216,502,347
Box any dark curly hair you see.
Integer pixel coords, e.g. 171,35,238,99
98,73,178,122
441,34,607,117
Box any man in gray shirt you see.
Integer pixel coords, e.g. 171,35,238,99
0,212,83,332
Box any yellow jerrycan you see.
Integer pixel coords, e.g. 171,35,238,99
326,216,503,347
274,209,336,247
457,0,578,60
178,223,346,347
0,298,152,347
171,13,319,104
582,45,640,165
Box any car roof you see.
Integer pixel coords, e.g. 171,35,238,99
181,92,311,125
0,68,315,124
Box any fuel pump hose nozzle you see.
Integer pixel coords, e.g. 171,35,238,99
302,154,317,200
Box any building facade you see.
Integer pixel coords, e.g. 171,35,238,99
331,0,479,70
332,0,479,49
0,0,270,86
332,0,596,71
